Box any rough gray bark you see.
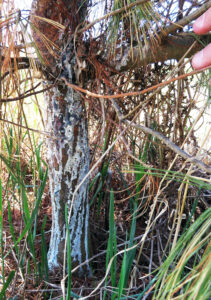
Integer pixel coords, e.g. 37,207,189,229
46,83,90,274
43,39,91,273
31,0,90,275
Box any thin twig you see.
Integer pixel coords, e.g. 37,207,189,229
0,118,49,136
0,83,53,103
60,66,211,100
128,121,211,174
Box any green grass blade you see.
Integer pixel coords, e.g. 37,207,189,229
89,180,103,207
7,199,19,255
109,189,117,288
0,179,5,286
118,246,127,300
41,214,48,280
4,169,48,259
0,270,15,299
123,202,137,289
153,207,211,299
104,189,117,300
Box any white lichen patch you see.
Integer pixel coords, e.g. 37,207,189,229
47,166,62,268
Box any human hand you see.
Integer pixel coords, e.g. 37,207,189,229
192,7,211,70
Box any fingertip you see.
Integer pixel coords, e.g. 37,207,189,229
192,50,204,70
193,8,211,34
193,13,205,34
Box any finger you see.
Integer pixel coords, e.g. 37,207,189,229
192,43,211,69
193,7,211,34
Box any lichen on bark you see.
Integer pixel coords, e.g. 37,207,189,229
46,82,90,274
31,0,91,275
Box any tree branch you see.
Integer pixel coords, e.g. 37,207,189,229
162,0,211,37
100,1,211,71
113,33,211,71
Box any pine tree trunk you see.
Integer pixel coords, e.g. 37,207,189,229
46,82,90,275
31,0,90,276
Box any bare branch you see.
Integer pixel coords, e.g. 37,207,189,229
162,0,211,36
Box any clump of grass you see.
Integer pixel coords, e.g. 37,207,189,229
153,207,211,300
0,128,48,298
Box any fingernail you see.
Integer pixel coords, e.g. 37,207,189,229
192,50,204,69
195,13,205,29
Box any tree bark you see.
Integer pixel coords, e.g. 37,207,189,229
31,0,91,275
46,82,90,274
